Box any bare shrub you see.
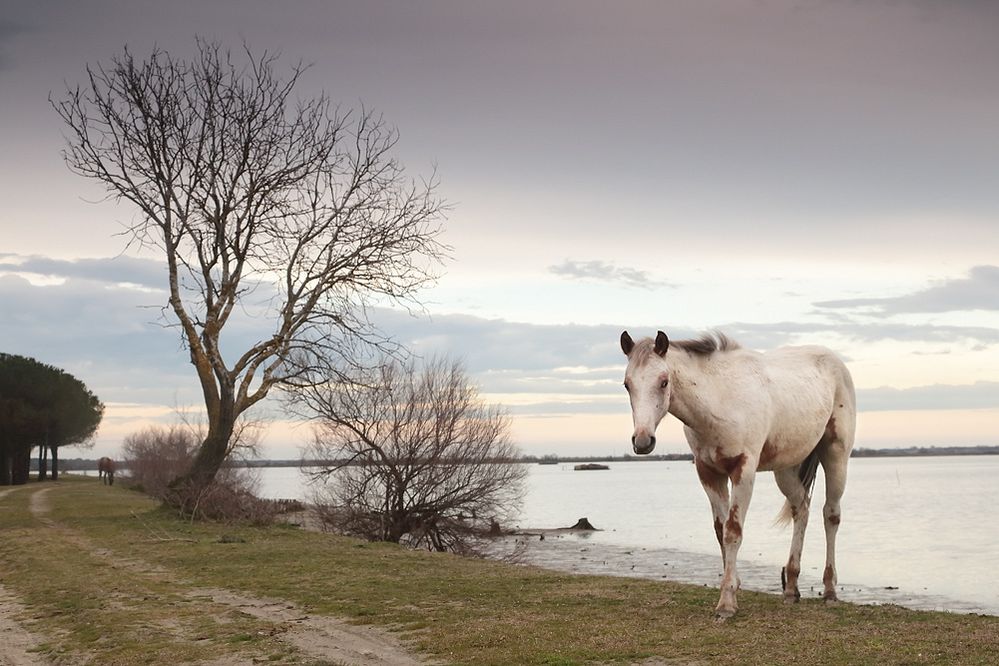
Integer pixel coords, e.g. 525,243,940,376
123,423,277,524
295,356,527,553
122,425,197,497
168,465,278,525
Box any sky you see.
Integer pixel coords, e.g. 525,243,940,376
1,0,997,459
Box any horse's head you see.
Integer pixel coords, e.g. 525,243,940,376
620,330,672,455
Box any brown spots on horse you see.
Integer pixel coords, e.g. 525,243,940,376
785,563,800,580
824,415,837,441
827,514,841,526
716,452,747,484
724,505,742,544
696,458,727,496
759,440,778,466
823,565,834,587
713,517,724,547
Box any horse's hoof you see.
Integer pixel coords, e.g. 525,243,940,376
823,594,840,604
715,607,736,621
783,594,800,605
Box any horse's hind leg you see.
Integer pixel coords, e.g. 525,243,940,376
819,414,854,602
774,466,811,603
819,450,848,601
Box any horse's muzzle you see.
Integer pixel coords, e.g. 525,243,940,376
632,434,656,455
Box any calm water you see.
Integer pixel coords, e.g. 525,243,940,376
254,456,999,615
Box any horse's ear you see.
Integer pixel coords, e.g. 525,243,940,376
620,331,634,356
654,330,669,357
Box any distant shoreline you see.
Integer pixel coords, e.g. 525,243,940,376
44,445,999,471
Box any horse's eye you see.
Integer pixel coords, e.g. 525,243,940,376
660,380,669,389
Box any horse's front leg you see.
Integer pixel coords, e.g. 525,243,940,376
695,459,730,569
716,458,757,619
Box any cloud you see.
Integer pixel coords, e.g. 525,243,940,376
0,273,195,405
549,260,671,290
0,254,167,289
857,382,999,412
373,309,999,379
815,265,999,314
728,319,999,348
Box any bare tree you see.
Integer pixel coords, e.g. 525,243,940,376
296,357,526,553
53,40,447,500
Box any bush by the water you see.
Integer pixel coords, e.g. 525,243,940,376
122,424,278,524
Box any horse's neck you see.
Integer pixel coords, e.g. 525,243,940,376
667,350,721,431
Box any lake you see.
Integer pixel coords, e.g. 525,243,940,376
254,455,999,615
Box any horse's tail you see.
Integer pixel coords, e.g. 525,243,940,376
774,446,822,527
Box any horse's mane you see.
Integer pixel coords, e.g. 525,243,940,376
672,331,741,356
630,331,740,364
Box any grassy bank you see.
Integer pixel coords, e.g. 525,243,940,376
1,477,997,665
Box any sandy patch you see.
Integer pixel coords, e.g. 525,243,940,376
194,588,426,665
0,585,47,665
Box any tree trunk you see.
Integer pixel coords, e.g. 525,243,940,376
38,444,48,481
0,444,10,486
11,446,31,485
167,395,236,511
50,445,59,481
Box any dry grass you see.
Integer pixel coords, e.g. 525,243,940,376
2,476,997,665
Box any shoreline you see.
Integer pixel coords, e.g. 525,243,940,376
485,530,999,617
279,504,999,617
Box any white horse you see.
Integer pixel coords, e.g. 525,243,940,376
620,330,855,619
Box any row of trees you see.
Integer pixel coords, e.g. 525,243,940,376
0,354,104,485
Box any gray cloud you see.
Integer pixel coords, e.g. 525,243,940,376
476,368,622,397
0,269,288,412
857,382,999,412
728,319,999,348
815,266,999,315
0,273,194,406
549,260,671,290
373,309,999,382
0,254,167,289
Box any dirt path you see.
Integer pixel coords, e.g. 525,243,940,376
0,487,49,666
7,484,428,665
0,584,48,666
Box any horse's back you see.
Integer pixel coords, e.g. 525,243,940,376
764,345,852,395
757,345,855,468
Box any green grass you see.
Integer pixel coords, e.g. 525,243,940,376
1,477,997,664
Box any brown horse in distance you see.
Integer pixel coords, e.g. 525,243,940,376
97,457,115,486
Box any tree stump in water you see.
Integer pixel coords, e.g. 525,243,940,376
567,517,597,530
